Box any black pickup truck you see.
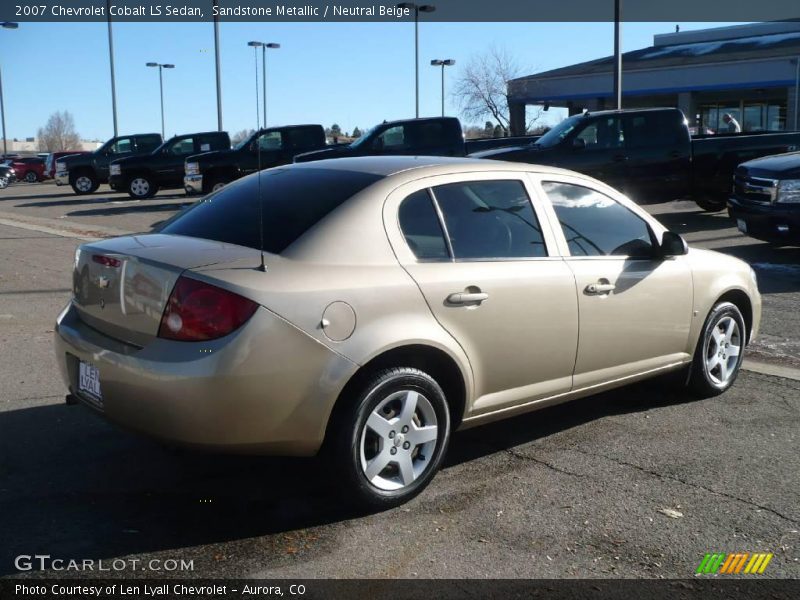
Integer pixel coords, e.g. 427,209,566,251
294,117,538,163
728,152,800,245
56,133,163,195
184,125,326,194
109,131,230,199
473,108,800,211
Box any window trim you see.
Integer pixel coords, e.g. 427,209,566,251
536,177,661,261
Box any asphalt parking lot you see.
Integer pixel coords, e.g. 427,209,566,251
0,181,798,579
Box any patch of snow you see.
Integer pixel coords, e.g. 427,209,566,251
639,32,800,60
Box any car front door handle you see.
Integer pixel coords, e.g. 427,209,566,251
447,292,489,305
585,282,616,295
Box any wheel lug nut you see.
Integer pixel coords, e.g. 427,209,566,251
401,426,409,433
390,447,397,455
388,431,395,439
403,441,410,450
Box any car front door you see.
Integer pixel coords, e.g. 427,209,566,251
385,173,579,417
159,137,196,185
536,177,693,389
99,137,135,179
564,115,628,191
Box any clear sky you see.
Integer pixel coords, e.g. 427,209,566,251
0,20,744,141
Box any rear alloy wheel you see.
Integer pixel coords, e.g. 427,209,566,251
210,179,229,192
70,172,98,195
0,176,9,189
333,368,451,509
128,175,158,199
24,171,38,183
688,301,746,397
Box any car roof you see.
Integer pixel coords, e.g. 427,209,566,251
286,155,579,179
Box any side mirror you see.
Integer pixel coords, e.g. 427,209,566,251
660,231,688,257
572,138,586,150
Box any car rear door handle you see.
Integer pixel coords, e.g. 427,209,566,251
447,292,489,305
585,282,616,295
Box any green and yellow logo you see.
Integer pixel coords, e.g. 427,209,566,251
696,552,773,575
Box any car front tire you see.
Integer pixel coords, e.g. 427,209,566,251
332,367,451,510
70,172,98,195
0,175,9,189
24,171,38,183
688,301,746,397
128,175,158,199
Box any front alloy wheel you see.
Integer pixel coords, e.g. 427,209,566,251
0,176,8,189
24,171,38,183
334,368,451,509
71,173,98,195
688,301,746,396
129,176,156,199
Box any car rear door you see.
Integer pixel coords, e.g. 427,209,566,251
535,175,693,389
622,110,691,202
384,172,579,417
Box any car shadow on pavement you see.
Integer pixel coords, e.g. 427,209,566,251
15,196,133,208
66,201,193,217
652,206,736,235
1,191,90,203
0,377,691,576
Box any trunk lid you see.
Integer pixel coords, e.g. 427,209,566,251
72,233,261,346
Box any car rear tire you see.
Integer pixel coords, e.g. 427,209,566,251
687,301,746,397
70,172,98,195
0,175,9,189
331,367,451,510
128,175,158,199
694,195,727,212
209,178,230,193
24,171,38,183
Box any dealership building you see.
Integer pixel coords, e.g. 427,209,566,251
508,21,800,135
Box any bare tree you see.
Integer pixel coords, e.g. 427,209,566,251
452,46,541,136
231,129,255,145
37,111,81,152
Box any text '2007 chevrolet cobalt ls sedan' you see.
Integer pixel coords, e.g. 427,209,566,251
55,156,761,508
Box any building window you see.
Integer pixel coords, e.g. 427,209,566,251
700,100,786,133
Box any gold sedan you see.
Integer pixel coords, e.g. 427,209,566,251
54,157,761,508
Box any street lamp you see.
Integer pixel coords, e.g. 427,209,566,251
396,3,435,118
146,62,175,139
430,59,455,117
106,1,118,137
248,41,280,127
0,21,18,158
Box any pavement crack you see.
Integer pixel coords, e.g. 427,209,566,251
502,447,586,478
566,447,799,526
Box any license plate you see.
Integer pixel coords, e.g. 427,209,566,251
737,219,747,233
78,361,102,402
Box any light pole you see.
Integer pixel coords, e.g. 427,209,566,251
213,0,222,131
248,41,280,127
430,59,454,117
0,21,18,158
106,1,118,137
793,57,799,130
146,62,175,139
613,0,622,110
397,3,436,118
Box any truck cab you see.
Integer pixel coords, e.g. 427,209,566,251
57,133,162,195
109,131,230,199
294,117,466,163
184,125,326,194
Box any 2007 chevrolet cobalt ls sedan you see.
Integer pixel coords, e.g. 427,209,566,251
55,156,761,508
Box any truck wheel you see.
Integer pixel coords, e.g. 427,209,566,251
128,175,158,199
694,195,727,212
24,171,39,183
70,172,98,195
330,367,451,510
210,178,230,192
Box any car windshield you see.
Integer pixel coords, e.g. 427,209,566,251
159,167,384,254
536,115,585,148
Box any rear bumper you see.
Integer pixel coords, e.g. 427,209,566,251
728,196,800,244
184,174,203,194
54,301,357,455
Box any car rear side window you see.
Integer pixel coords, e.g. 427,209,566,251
432,180,547,260
541,181,654,258
160,168,383,254
398,190,449,260
137,135,162,153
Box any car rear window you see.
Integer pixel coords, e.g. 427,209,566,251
160,167,383,254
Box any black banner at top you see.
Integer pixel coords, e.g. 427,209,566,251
2,0,800,23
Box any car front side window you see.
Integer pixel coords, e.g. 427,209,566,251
541,181,654,258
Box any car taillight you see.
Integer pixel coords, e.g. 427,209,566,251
158,276,258,342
